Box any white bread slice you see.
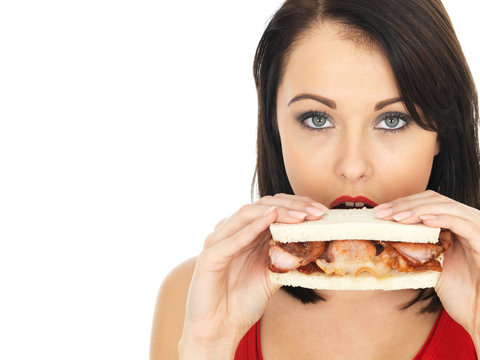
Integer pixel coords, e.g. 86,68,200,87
269,254,444,290
269,208,440,244
269,268,439,290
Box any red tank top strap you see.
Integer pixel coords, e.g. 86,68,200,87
235,320,263,360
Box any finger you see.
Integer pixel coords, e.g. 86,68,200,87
385,201,474,225
214,218,228,231
264,194,329,222
375,190,455,222
207,209,278,261
375,190,440,211
205,205,267,249
420,213,480,254
205,198,328,249
204,204,324,250
257,194,329,214
269,193,328,211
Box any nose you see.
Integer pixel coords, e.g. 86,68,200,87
334,133,373,183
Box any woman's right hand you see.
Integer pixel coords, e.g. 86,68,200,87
178,194,329,358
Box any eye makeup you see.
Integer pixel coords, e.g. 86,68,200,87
295,110,413,134
376,111,413,133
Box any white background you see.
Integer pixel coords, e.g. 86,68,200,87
0,1,478,359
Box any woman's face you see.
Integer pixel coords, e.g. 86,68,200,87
276,22,440,207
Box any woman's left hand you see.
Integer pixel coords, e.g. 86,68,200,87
375,190,480,340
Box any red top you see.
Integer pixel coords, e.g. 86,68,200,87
235,309,477,359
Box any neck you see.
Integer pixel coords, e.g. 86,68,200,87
261,288,440,360
267,288,439,336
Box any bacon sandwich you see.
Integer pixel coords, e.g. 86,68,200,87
268,208,452,290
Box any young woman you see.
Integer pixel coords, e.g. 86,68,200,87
151,0,480,359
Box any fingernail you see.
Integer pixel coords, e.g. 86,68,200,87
374,202,393,210
375,207,394,218
288,210,308,219
393,211,412,221
420,214,437,220
310,202,329,212
305,206,326,217
264,206,276,216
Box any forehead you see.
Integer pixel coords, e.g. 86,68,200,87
279,22,400,104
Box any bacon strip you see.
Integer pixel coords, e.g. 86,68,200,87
325,240,376,261
268,241,325,273
278,241,325,261
389,242,443,265
268,245,302,273
268,236,450,277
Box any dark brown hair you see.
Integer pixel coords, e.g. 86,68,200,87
252,0,479,313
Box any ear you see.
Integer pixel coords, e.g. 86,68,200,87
434,138,440,156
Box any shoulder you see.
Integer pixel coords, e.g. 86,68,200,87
150,256,197,360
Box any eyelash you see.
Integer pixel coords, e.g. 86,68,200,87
296,110,413,134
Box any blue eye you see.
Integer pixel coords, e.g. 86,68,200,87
297,111,333,131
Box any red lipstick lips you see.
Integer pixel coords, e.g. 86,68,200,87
329,196,378,209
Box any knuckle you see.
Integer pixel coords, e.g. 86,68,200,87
214,218,227,231
300,195,314,203
283,199,297,209
452,201,465,212
294,194,310,201
235,203,258,222
404,199,415,208
197,249,212,266
257,195,273,204
237,204,252,216
203,232,217,249
271,194,311,209
426,189,438,197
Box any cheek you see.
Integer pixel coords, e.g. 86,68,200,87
281,131,332,197
376,135,436,193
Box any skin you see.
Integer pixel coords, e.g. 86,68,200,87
259,22,445,359
154,21,479,360
271,22,479,358
276,23,439,208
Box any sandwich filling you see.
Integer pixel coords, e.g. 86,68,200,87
268,237,451,278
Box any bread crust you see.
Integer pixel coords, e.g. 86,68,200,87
269,269,439,290
269,208,441,244
268,210,444,290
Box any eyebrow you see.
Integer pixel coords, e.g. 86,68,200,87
374,97,403,111
287,94,403,111
288,94,336,109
